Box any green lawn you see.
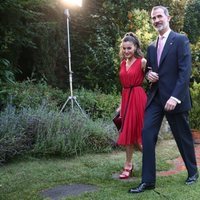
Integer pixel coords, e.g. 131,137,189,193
0,139,199,200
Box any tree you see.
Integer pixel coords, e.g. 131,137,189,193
184,0,200,44
0,0,197,94
68,0,155,92
0,0,69,87
0,0,37,75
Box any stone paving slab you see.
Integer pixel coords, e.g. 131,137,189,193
40,184,98,200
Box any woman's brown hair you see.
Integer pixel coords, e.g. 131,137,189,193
119,32,143,60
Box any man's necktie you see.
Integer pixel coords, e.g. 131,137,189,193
157,36,165,66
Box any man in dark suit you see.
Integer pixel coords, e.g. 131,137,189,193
129,5,199,193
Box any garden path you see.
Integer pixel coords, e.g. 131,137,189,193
157,143,200,176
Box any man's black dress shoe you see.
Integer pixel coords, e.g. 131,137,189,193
185,172,199,185
128,182,155,193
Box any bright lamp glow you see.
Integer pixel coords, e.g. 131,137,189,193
63,0,82,7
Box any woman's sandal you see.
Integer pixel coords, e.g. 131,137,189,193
119,166,133,179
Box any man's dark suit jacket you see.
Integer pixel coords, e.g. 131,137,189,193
146,31,192,113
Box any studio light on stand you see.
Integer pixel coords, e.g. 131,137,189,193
60,0,86,117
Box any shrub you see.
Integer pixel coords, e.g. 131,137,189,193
191,40,200,83
0,105,38,164
0,82,120,164
0,81,121,120
0,105,117,164
0,80,67,111
189,82,200,130
74,88,120,120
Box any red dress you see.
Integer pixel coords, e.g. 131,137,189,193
117,58,147,146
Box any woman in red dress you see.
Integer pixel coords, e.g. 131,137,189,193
116,32,147,179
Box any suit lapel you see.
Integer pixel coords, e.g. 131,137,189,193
159,31,176,66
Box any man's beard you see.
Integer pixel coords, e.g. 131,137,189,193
155,23,167,32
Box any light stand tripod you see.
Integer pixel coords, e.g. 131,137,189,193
60,9,86,117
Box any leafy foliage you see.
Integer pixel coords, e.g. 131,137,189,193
184,0,200,44
0,58,15,84
0,81,120,120
0,0,67,87
191,40,200,83
0,80,67,110
190,82,200,130
126,9,156,51
76,88,120,119
0,0,38,66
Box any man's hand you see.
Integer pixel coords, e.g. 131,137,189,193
164,97,177,111
147,71,159,83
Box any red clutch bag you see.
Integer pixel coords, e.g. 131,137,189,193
113,112,122,131
113,86,133,132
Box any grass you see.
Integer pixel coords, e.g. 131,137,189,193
0,139,199,200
